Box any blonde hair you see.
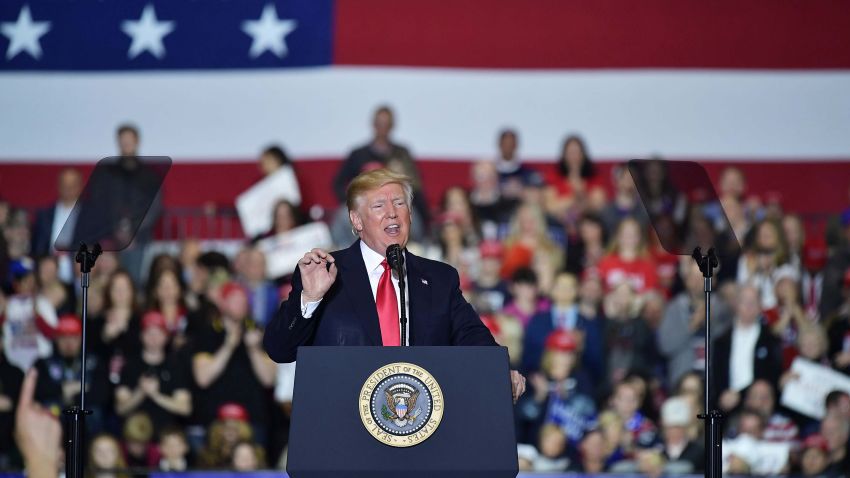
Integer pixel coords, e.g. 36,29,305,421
87,434,130,478
346,168,414,212
606,216,649,257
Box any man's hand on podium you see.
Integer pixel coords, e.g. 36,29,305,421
510,370,526,403
300,248,338,302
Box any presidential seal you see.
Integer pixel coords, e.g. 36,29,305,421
358,362,444,447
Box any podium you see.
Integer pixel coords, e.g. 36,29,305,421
287,346,518,478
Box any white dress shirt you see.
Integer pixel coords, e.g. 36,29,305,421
300,241,409,343
729,322,761,391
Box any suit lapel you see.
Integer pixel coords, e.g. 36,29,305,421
337,241,383,345
404,250,431,346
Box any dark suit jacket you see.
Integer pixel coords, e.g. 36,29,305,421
710,322,782,408
263,241,497,363
31,206,56,258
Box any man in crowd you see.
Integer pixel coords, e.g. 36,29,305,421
115,311,192,434
659,259,732,388
491,129,540,201
741,379,798,443
30,168,82,277
33,315,109,435
193,282,276,442
820,413,850,476
332,105,429,231
659,395,704,473
711,286,782,411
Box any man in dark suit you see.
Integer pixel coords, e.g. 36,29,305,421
31,168,83,258
331,105,430,229
264,168,526,401
710,285,782,412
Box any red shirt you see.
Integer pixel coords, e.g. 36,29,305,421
545,171,606,199
597,254,659,293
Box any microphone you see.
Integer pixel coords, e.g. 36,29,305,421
385,244,408,346
386,244,404,272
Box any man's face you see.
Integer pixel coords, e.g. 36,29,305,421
222,291,249,320
373,111,393,140
350,183,410,255
736,287,761,326
118,131,139,156
57,335,81,358
744,380,774,416
821,416,850,452
141,326,168,351
499,133,517,160
58,170,82,203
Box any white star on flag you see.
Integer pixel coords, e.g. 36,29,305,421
241,4,297,59
121,4,175,60
1,5,51,60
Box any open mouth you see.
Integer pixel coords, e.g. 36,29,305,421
385,224,401,236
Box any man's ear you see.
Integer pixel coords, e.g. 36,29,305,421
349,210,363,233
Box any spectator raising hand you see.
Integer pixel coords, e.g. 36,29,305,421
15,369,61,478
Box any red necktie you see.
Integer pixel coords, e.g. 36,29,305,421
376,260,400,346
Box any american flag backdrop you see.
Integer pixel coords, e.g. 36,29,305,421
1,0,849,213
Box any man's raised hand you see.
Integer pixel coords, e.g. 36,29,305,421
300,248,338,302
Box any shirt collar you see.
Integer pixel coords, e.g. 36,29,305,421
360,240,386,274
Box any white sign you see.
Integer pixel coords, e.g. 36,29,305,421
780,357,850,419
722,435,790,475
256,222,332,279
235,166,301,238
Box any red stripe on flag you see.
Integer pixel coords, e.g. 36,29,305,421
334,0,850,69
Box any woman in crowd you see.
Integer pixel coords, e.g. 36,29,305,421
146,268,192,352
603,283,656,386
252,199,303,244
565,214,607,277
90,270,141,368
501,203,559,279
199,403,256,469
88,433,130,478
231,440,266,472
597,217,658,294
433,213,478,281
544,135,606,223
439,186,482,245
737,219,795,309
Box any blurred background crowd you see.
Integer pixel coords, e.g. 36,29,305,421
1,108,850,478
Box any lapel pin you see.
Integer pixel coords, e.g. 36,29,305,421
421,278,428,285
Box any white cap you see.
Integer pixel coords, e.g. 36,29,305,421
662,396,693,427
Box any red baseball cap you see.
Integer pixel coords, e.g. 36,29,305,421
544,330,578,353
142,311,169,332
803,434,829,453
479,240,503,259
55,315,82,337
220,281,247,301
217,402,249,422
802,239,827,271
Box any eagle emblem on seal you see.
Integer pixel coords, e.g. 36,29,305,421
381,383,422,427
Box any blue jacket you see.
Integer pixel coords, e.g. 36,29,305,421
521,307,606,381
264,240,497,363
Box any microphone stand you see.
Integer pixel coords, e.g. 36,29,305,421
65,242,101,478
692,247,722,478
397,260,408,347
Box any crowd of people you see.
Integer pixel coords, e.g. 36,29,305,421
1,106,849,477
